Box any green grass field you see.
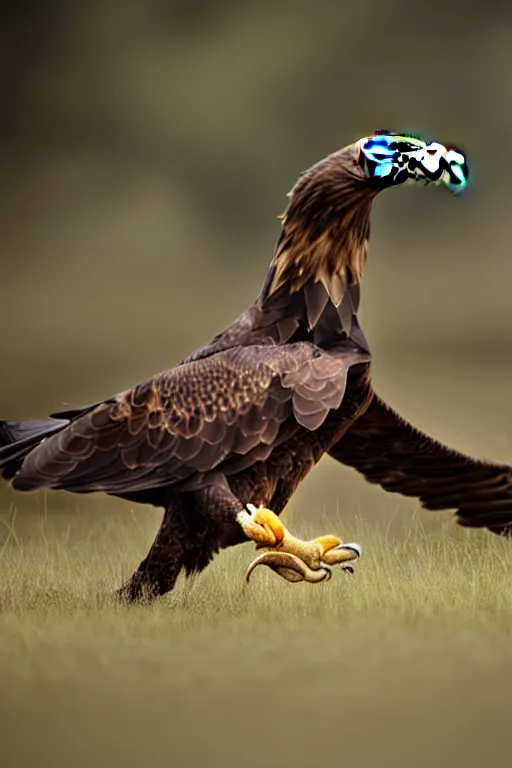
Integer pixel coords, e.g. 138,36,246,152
1,503,512,768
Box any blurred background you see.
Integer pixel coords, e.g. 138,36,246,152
2,6,512,768
1,0,512,533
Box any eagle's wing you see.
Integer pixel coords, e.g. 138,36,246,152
329,393,512,535
14,343,367,494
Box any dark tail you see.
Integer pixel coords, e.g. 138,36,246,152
0,418,69,481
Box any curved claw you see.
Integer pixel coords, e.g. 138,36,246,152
245,551,331,584
342,543,362,557
322,542,362,566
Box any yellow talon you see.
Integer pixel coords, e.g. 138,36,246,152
314,535,344,555
238,503,286,547
237,503,362,584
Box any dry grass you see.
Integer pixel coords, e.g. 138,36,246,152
1,509,512,768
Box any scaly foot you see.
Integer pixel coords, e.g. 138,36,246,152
237,504,361,584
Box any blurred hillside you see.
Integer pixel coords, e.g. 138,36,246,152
0,1,512,533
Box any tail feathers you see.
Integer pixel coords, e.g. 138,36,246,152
0,418,69,480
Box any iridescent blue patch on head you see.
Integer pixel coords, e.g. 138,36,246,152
357,132,469,194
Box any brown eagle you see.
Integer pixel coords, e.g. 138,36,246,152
1,131,507,601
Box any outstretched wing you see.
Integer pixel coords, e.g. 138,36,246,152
329,393,512,535
14,343,367,494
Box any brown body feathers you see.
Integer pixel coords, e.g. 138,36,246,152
1,139,510,601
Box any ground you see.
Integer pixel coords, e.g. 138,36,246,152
2,359,512,768
1,505,512,768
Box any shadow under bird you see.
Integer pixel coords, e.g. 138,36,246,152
2,130,505,601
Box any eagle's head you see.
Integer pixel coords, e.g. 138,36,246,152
357,130,469,194
264,129,470,313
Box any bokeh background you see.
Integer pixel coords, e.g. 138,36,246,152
1,0,512,532
1,3,512,767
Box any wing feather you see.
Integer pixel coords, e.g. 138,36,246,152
330,393,512,534
14,343,368,494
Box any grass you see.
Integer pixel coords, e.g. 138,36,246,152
1,507,512,768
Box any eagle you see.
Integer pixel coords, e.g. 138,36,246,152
1,130,507,602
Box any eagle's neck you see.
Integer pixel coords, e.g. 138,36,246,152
257,149,377,347
187,149,377,364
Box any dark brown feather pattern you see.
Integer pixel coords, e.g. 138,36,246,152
330,395,512,535
13,343,367,494
1,135,510,602
266,144,377,304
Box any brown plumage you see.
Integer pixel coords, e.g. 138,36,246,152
0,132,508,601
330,396,512,535
268,143,375,299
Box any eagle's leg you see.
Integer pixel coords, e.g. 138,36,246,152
237,504,361,584
117,505,185,602
117,489,362,601
117,486,247,603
